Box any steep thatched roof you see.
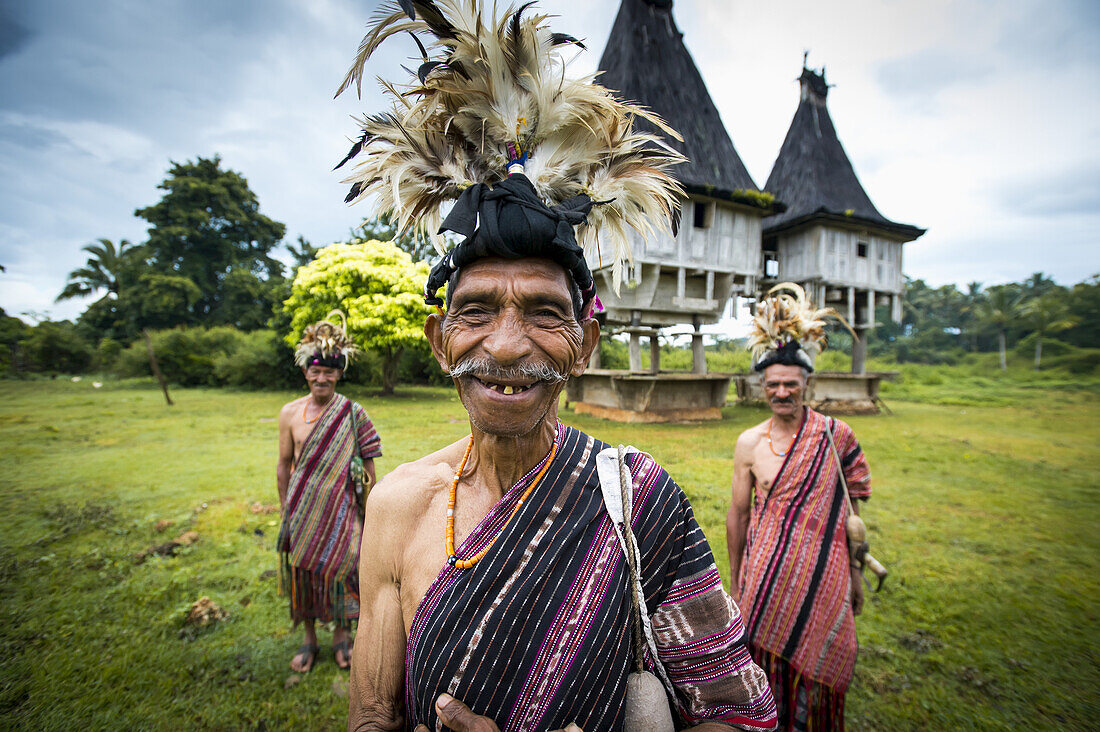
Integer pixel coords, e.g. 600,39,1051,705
764,67,924,240
598,0,774,211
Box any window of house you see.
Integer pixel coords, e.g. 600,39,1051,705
693,200,713,229
857,241,869,258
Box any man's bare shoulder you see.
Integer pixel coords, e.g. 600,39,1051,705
279,395,308,419
736,419,770,449
366,438,469,523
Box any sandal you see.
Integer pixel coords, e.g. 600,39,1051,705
291,642,319,673
333,639,352,670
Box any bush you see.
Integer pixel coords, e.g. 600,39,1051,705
212,330,302,390
1042,349,1100,375
93,338,123,372
115,327,247,386
21,320,94,374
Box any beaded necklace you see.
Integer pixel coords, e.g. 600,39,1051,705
302,397,332,424
445,435,559,570
766,417,796,457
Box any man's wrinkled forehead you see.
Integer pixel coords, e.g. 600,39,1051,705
448,257,576,311
762,363,807,385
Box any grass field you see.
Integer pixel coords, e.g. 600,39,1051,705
0,376,1097,730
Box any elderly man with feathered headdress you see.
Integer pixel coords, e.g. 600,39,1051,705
275,311,382,672
726,284,873,731
333,2,775,731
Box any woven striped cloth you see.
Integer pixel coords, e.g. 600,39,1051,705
739,408,871,694
405,425,776,732
277,393,381,625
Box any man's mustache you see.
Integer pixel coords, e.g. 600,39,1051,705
448,356,567,384
771,397,794,404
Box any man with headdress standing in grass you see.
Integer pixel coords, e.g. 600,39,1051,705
277,312,382,672
727,284,872,731
335,2,776,730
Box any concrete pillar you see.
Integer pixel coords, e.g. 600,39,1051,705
852,327,868,375
692,316,707,374
847,287,856,325
891,292,902,324
866,289,876,328
588,342,601,370
649,334,660,374
628,311,642,372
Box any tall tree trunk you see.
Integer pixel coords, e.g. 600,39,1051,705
143,329,174,406
381,346,402,396
1034,334,1043,371
998,330,1007,371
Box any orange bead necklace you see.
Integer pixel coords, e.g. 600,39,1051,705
445,435,558,570
766,418,795,457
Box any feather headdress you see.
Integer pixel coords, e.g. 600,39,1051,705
334,0,685,301
295,310,360,369
749,283,853,373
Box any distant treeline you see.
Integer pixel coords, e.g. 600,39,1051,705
1,155,1096,385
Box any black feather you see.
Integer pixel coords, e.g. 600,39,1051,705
398,0,416,20
670,206,681,237
447,58,470,80
408,30,428,60
418,60,444,84
344,181,365,204
333,131,370,170
550,33,586,50
412,1,456,43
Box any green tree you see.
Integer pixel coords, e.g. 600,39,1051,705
978,285,1023,370
135,155,286,327
282,239,432,394
56,238,132,302
1021,293,1077,370
1062,275,1100,348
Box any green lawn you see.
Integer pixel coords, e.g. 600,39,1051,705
0,377,1096,730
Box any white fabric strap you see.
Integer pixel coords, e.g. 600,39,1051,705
595,445,676,699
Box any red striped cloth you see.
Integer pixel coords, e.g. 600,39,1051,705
277,393,381,624
739,408,870,693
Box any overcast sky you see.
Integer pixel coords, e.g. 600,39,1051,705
2,0,1097,323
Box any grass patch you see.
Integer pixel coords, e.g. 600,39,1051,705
0,377,1097,730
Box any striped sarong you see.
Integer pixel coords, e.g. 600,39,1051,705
278,393,382,627
739,408,871,703
406,425,776,732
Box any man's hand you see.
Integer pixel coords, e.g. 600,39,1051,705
414,694,582,732
850,567,864,616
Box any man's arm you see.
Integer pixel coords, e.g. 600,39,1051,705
276,405,295,508
349,479,409,732
725,433,754,601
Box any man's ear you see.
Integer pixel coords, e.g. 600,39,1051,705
424,312,450,374
571,318,601,377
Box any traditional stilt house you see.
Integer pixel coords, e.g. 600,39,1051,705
591,0,780,375
763,64,925,373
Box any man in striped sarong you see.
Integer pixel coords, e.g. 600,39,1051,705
349,255,776,731
278,315,382,672
727,292,872,731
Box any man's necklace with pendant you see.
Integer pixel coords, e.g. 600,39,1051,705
767,418,795,457
302,399,329,424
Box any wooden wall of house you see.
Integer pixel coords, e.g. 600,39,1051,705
587,197,762,277
775,225,904,294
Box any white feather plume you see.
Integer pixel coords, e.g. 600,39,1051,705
334,0,685,291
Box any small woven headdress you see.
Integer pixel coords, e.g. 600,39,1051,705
295,310,360,370
334,0,685,308
749,283,852,373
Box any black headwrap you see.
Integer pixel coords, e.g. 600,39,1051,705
752,340,815,373
424,174,596,308
305,353,347,370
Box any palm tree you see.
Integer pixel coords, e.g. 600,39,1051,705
1022,294,1077,370
56,238,131,302
978,286,1021,370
